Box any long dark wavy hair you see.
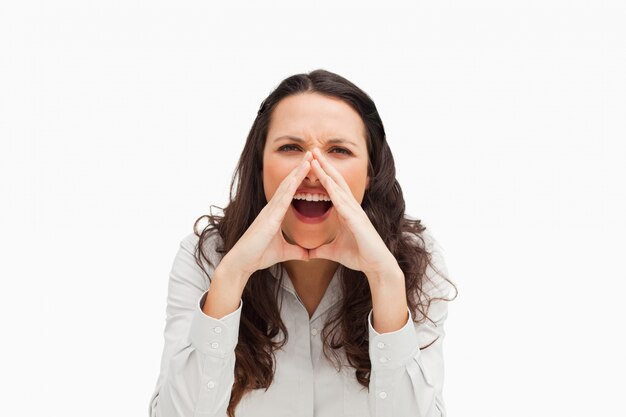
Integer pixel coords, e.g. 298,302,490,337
192,69,457,417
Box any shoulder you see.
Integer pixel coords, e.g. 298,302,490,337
401,213,440,254
179,227,226,271
402,215,455,301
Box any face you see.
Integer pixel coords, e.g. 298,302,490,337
262,92,370,250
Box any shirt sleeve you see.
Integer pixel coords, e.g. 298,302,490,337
148,233,243,417
366,230,453,417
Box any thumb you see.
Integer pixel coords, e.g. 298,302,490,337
308,243,335,262
278,230,310,262
283,243,310,262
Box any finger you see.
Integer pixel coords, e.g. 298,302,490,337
310,158,357,213
310,159,369,229
308,241,339,263
266,151,312,215
310,159,345,203
269,151,312,203
311,148,351,193
282,240,310,262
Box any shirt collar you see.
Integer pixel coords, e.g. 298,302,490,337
269,263,344,323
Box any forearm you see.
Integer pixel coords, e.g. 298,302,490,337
152,288,244,417
153,347,235,417
203,256,250,319
365,296,449,417
367,264,408,334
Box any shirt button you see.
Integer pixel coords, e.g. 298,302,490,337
207,381,216,389
377,342,385,349
379,391,387,399
211,342,219,349
311,328,318,336
214,327,222,334
379,357,388,363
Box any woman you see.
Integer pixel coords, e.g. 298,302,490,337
149,69,457,417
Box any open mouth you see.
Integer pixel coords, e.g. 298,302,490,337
291,199,333,219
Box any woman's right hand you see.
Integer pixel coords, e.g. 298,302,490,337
220,150,314,280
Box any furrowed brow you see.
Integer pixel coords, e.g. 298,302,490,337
272,135,358,147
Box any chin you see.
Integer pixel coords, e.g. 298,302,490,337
282,229,331,250
283,212,334,245
292,235,328,250
301,239,329,250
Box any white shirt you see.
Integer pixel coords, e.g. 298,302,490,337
149,226,452,417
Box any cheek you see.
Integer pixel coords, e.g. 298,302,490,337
262,164,278,201
263,173,280,201
263,161,295,200
339,165,368,196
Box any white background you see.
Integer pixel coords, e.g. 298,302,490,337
2,1,625,416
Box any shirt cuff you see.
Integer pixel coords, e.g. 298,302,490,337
368,307,420,370
189,289,242,358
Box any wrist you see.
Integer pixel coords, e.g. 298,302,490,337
214,256,251,292
367,266,409,333
202,258,249,319
365,262,404,286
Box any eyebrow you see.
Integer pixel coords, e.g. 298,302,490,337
272,135,359,148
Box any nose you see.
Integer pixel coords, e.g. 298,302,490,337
304,149,320,184
304,165,319,184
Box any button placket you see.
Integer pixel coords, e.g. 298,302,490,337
373,370,394,415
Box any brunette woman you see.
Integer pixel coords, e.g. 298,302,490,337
149,69,457,417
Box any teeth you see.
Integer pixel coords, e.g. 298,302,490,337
293,193,331,202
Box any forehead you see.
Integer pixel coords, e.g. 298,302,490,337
266,93,367,147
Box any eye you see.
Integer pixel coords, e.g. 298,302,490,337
330,147,352,155
278,144,301,152
278,144,352,155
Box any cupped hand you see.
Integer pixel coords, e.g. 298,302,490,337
225,151,314,277
307,148,398,278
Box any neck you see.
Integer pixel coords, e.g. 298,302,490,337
281,258,339,293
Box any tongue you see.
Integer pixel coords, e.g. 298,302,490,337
292,200,332,218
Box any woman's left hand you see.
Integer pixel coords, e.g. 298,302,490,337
307,148,400,280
